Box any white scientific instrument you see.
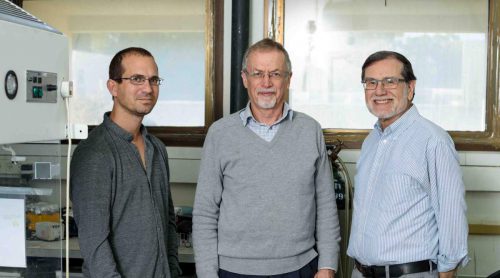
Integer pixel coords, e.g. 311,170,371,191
0,1,83,276
0,0,69,145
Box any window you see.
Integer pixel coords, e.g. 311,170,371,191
267,0,500,150
24,0,223,146
71,32,206,127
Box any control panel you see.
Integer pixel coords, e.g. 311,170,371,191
26,71,58,103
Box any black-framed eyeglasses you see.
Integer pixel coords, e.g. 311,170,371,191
243,69,290,81
114,74,164,86
362,77,406,90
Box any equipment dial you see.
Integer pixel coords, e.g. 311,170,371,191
5,70,18,100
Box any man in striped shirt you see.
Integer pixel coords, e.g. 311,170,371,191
347,51,469,278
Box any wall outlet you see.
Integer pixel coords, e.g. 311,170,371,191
66,124,88,140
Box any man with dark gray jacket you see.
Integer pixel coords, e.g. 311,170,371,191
71,47,180,277
193,39,341,278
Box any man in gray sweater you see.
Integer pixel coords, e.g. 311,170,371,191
193,39,341,278
71,47,180,277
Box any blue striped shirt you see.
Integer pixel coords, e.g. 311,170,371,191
239,102,293,142
347,105,469,272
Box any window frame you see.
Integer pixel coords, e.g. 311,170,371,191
266,0,500,151
149,0,224,147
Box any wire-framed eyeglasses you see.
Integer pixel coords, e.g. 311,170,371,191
243,70,290,81
114,74,164,86
362,77,406,90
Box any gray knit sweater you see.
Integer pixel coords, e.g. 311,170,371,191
192,111,340,277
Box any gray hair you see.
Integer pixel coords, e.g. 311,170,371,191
241,38,292,73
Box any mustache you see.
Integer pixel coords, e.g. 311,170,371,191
371,96,392,101
137,91,154,97
257,88,276,93
137,94,154,100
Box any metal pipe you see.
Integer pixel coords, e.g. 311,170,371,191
230,0,250,113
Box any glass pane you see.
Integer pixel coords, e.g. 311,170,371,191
284,0,488,131
71,32,205,126
0,143,64,277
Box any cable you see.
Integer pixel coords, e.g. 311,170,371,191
60,80,73,277
64,95,71,278
1,145,15,156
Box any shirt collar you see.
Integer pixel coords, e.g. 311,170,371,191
374,105,419,137
103,112,148,142
239,102,293,127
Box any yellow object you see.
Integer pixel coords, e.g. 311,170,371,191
27,211,60,232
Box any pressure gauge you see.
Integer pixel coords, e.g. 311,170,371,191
4,70,18,100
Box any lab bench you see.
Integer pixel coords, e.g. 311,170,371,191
27,238,195,263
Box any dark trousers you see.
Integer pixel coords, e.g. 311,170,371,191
218,256,319,278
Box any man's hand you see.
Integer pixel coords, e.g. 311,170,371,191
314,269,335,278
439,269,456,278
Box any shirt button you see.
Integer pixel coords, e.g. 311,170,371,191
382,139,387,143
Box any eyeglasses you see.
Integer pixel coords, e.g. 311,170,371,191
114,74,164,86
362,77,406,90
243,70,289,81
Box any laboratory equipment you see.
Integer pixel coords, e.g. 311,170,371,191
0,0,75,276
0,0,68,145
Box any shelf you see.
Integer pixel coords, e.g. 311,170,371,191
27,238,195,263
0,186,52,196
27,238,81,259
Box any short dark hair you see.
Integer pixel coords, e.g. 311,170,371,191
361,51,417,82
109,47,154,82
241,38,292,73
